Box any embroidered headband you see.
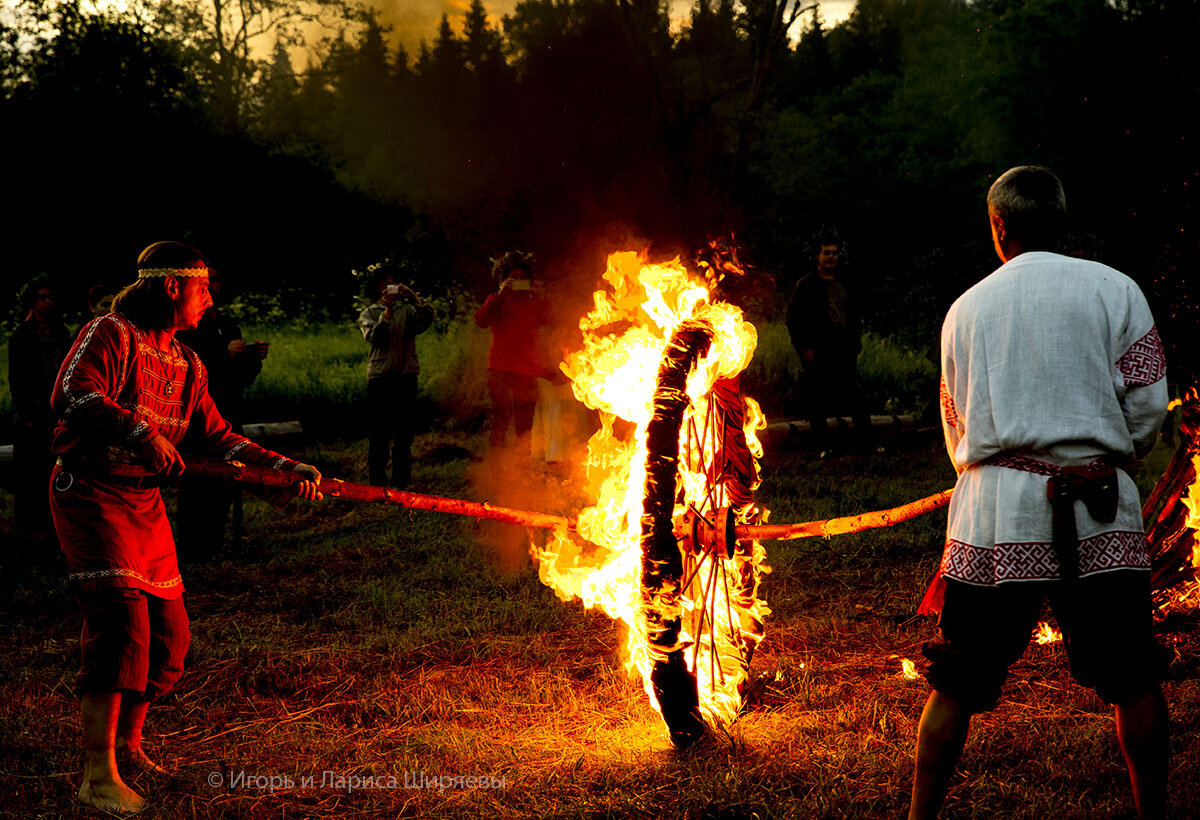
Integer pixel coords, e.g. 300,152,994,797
137,267,209,279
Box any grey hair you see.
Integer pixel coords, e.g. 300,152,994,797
987,166,1066,216
987,166,1067,244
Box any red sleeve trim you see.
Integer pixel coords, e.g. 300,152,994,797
1117,326,1166,387
939,375,958,430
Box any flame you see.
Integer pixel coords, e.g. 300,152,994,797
1174,387,1200,590
533,251,770,734
1033,621,1062,645
1186,455,1200,574
900,658,920,680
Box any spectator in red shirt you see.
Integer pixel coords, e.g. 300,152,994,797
474,251,547,456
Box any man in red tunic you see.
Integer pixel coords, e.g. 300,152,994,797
49,241,322,814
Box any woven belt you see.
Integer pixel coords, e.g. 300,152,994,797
982,452,1119,581
54,457,166,490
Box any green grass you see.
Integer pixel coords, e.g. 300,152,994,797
0,321,937,439
1,431,1196,819
740,325,937,419
237,319,492,435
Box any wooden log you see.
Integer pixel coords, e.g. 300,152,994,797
241,420,304,438
1144,389,1200,591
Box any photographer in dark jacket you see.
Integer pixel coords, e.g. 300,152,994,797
358,265,434,488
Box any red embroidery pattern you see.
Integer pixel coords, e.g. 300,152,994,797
1117,326,1166,387
939,375,958,430
941,530,1148,584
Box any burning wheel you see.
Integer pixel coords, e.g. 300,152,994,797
641,322,768,747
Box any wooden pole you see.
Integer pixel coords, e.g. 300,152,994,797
185,458,954,542
184,458,574,531
736,488,954,541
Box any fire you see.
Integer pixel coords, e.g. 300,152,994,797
1034,621,1062,645
1177,387,1200,586
533,250,770,736
900,658,920,680
1187,455,1200,575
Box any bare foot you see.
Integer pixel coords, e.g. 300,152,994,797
116,741,167,775
78,776,145,814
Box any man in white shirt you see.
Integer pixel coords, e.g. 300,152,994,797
909,167,1170,820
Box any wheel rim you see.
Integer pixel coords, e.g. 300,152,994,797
641,322,768,747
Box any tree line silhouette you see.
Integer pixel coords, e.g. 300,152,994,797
2,0,1197,352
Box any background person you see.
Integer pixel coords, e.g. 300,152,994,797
358,264,433,488
8,275,72,534
785,231,872,454
909,167,1170,820
474,250,547,458
175,264,269,561
49,241,321,814
86,284,115,319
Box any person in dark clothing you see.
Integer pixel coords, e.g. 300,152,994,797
8,276,72,533
358,266,434,488
785,234,872,453
175,267,269,560
86,285,116,319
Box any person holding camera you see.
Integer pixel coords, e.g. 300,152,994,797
358,266,433,488
474,250,547,457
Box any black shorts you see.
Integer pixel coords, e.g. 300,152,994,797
923,571,1167,713
72,587,190,702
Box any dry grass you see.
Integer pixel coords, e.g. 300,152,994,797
1,433,1198,818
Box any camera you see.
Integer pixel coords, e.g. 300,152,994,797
385,284,401,295
511,279,531,292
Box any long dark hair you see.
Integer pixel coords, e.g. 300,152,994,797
111,241,206,330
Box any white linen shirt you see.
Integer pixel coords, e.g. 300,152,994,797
939,251,1168,585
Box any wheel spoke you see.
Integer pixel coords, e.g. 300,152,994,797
679,532,720,598
708,562,724,688
721,554,746,666
693,546,723,679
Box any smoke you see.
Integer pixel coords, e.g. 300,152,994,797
466,438,587,576
464,223,726,575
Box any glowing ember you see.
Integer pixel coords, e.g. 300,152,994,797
900,658,920,680
533,251,769,735
1033,621,1062,645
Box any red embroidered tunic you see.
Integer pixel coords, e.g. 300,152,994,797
49,313,295,598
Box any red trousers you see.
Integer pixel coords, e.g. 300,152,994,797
72,587,190,701
487,370,538,449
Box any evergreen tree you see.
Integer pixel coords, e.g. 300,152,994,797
463,0,503,72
